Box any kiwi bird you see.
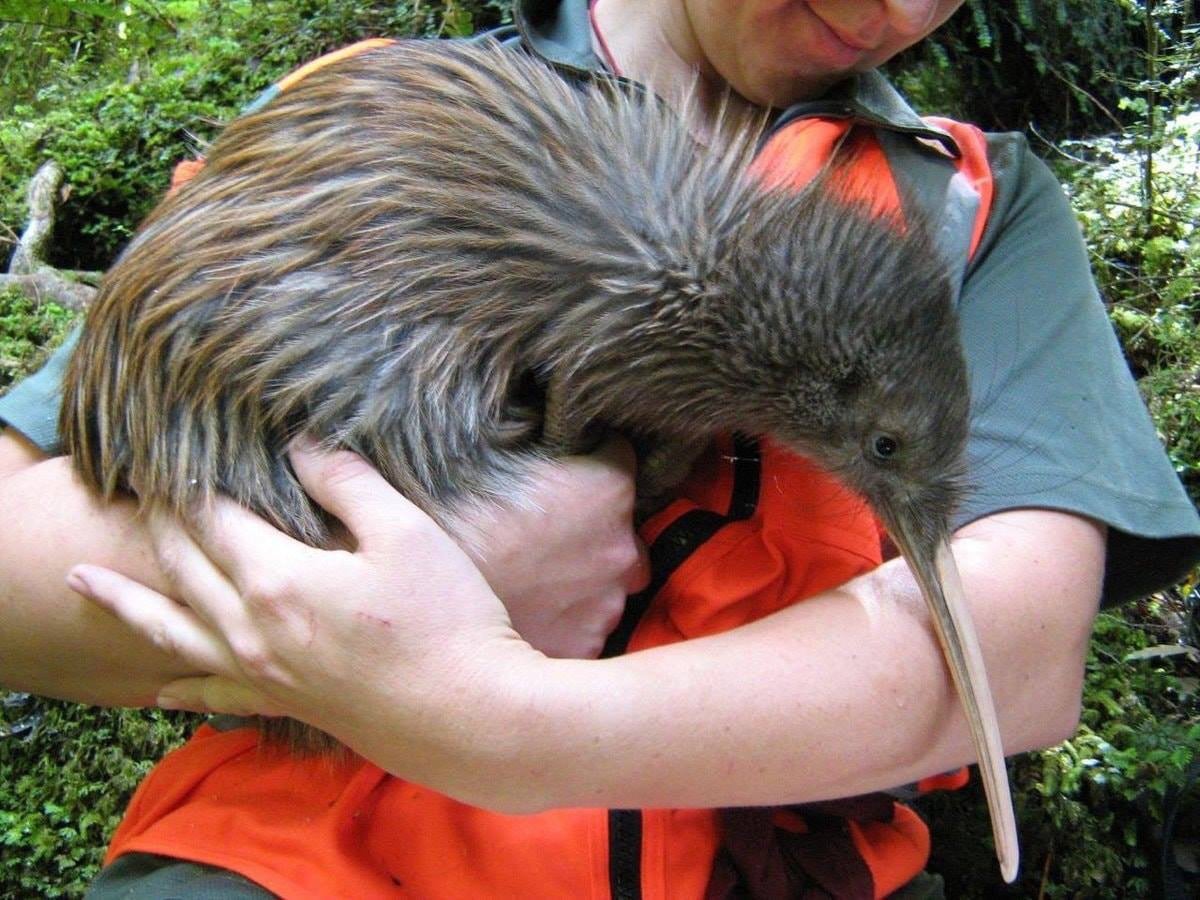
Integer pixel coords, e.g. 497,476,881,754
60,40,1018,881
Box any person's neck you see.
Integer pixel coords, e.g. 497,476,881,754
589,0,750,137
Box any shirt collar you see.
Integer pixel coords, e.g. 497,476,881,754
514,0,603,73
779,70,961,157
511,0,961,158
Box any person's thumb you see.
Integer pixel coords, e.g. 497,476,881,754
288,434,436,552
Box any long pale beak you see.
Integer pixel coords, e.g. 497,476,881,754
887,515,1020,884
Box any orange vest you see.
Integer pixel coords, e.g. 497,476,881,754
106,42,995,900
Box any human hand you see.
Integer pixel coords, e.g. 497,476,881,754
456,435,649,659
66,441,541,764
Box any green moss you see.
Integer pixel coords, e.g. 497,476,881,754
0,288,78,393
0,698,197,897
0,1,513,272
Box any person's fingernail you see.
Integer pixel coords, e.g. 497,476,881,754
290,432,320,454
156,691,190,711
66,566,94,596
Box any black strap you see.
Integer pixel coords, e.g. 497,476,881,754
603,434,761,658
600,436,762,900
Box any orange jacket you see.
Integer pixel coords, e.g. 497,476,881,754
104,438,903,900
106,41,994,900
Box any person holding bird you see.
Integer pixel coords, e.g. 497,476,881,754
0,1,1197,897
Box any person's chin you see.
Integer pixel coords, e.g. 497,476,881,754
742,69,845,109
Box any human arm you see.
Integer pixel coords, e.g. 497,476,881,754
0,428,192,705
0,424,646,703
70,440,1103,811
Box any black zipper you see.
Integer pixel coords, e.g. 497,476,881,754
607,808,643,900
601,435,761,900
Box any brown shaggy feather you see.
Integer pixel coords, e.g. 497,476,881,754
61,40,970,751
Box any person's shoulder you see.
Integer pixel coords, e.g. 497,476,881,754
969,129,1080,266
979,127,1036,174
979,130,1066,215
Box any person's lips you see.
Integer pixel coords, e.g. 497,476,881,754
805,4,879,56
825,23,874,51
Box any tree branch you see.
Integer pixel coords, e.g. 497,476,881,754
6,160,101,310
0,273,95,312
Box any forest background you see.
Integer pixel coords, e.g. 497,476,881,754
0,1,1197,896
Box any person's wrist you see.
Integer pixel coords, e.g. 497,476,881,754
459,652,608,813
334,634,557,808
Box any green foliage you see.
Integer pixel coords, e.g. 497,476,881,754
242,0,511,62
3,75,239,270
1,5,271,269
0,288,76,391
891,0,1160,137
0,695,196,897
0,1,513,271
1064,112,1200,316
1060,109,1200,499
0,2,171,109
923,601,1200,897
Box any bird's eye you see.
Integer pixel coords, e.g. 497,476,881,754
870,433,900,460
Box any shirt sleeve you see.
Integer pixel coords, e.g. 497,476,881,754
0,325,78,455
955,132,1200,605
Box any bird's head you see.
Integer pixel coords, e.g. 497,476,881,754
695,185,971,539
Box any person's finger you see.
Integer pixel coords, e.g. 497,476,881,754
156,676,288,718
146,506,267,632
587,432,638,474
571,436,645,593
287,434,440,553
168,495,315,610
625,536,652,594
66,563,235,675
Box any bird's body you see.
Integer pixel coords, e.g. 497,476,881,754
61,39,1017,880
63,39,968,544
